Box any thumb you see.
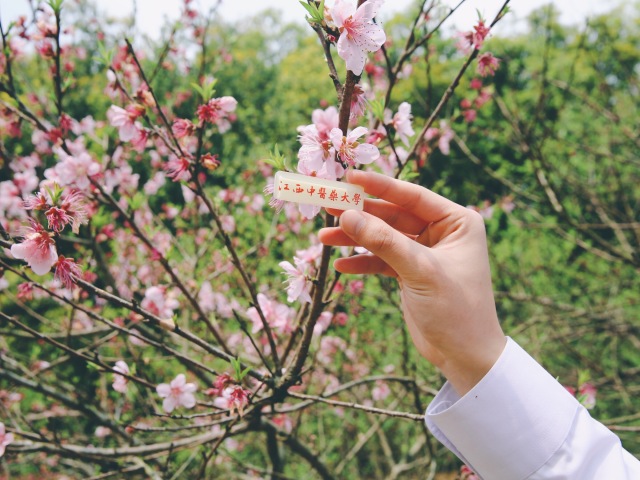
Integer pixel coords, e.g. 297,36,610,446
339,209,419,278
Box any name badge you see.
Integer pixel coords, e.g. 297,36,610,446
273,171,365,211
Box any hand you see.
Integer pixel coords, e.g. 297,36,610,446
319,170,506,395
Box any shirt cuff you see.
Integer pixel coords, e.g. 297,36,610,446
425,337,580,480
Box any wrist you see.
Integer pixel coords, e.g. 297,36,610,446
440,334,507,396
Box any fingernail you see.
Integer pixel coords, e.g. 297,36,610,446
341,209,365,236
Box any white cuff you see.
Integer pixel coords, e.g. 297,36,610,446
425,337,579,480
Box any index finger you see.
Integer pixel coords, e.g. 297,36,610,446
345,170,461,224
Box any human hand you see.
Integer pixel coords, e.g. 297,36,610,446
318,170,506,395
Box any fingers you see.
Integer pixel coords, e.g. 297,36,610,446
345,170,460,224
327,199,427,235
334,209,421,278
333,254,397,277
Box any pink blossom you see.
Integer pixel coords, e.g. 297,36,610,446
264,181,285,213
213,385,250,417
130,125,148,152
141,286,179,319
279,259,312,303
220,215,235,233
197,281,240,318
172,118,195,138
438,125,455,155
474,88,492,108
24,191,50,211
456,19,490,54
330,0,386,75
200,153,220,171
425,122,455,155
163,156,192,182
107,104,145,142
247,293,296,334
95,426,112,438
477,52,500,77
144,171,166,195
578,383,597,410
330,126,380,167
455,30,475,54
350,84,368,120
463,109,477,123
156,374,197,413
311,106,339,136
313,311,333,336
0,422,14,457
372,382,390,401
45,206,71,233
17,282,34,300
472,20,491,49
470,78,483,90
46,150,100,191
13,170,39,195
388,102,415,146
297,125,334,175
196,96,237,132
333,312,348,326
295,243,323,266
460,465,480,480
112,360,130,393
54,256,82,289
212,373,234,394
10,221,58,275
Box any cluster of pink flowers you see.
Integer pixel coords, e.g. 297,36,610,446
247,293,296,334
156,373,198,413
279,243,323,304
196,96,238,132
459,78,493,123
206,374,251,417
289,106,380,218
384,101,415,146
455,19,501,78
329,0,386,75
10,185,87,286
456,18,491,53
141,286,180,319
107,103,146,143
425,121,455,155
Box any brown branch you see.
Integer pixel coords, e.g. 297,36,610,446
287,391,425,421
90,178,231,353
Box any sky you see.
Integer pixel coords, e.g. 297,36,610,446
0,0,623,39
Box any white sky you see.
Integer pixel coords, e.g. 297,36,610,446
0,0,623,38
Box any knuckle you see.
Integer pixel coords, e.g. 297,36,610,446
463,208,487,231
370,226,396,253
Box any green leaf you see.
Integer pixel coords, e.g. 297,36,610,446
299,0,325,24
47,0,64,14
398,169,419,182
127,192,146,211
191,79,217,101
95,42,114,68
264,144,288,172
368,98,386,122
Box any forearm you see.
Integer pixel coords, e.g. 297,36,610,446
425,338,640,479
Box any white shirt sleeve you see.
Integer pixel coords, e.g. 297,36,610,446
425,337,640,479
